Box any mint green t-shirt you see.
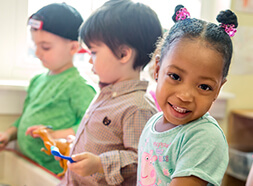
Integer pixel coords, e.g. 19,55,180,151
13,67,96,174
137,112,228,186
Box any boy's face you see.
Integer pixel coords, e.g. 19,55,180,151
155,39,226,126
88,42,123,85
31,29,75,74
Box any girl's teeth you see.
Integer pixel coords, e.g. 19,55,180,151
172,106,187,113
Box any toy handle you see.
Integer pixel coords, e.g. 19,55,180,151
60,155,75,163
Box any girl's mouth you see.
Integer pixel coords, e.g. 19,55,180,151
169,103,191,114
172,105,188,113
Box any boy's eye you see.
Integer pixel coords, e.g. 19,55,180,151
199,84,212,91
42,47,50,51
41,45,51,51
169,73,181,81
90,51,96,61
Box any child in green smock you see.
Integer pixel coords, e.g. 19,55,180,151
0,3,96,174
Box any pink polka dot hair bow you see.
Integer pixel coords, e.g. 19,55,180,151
176,8,190,21
220,23,237,37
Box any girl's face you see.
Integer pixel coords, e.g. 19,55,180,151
31,30,75,74
155,39,226,126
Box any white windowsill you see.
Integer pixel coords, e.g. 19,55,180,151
0,80,235,118
0,80,28,115
0,80,29,91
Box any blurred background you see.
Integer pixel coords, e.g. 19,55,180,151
0,0,253,185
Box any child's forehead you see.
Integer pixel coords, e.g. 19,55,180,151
31,29,70,44
166,38,221,58
161,39,224,74
87,41,107,48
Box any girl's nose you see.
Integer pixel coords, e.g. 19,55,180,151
176,86,194,102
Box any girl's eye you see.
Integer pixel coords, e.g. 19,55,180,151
91,51,96,55
199,84,212,91
169,73,181,81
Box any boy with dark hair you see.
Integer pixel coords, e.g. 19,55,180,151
58,0,163,185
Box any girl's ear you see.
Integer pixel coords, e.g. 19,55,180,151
119,45,134,64
70,41,80,55
214,78,227,101
154,55,161,81
221,78,227,86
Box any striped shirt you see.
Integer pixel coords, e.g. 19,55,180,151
60,80,157,186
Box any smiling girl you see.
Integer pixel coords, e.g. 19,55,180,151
137,4,238,186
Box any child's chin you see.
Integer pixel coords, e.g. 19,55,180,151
99,81,110,89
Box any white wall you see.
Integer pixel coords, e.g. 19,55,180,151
0,0,35,80
201,0,231,22
0,0,231,81
0,0,232,127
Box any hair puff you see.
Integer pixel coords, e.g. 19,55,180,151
216,10,238,28
172,4,184,23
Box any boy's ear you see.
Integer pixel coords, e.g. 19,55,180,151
70,41,80,55
119,45,134,64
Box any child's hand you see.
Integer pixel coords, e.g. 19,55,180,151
0,132,10,151
54,155,62,161
66,135,76,143
25,125,46,138
67,152,104,177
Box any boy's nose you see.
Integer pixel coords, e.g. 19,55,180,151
35,48,41,59
88,57,93,64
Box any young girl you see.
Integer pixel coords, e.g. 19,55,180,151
137,5,238,186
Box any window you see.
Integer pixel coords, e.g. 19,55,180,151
0,0,230,82
28,0,201,35
132,0,201,29
26,0,201,82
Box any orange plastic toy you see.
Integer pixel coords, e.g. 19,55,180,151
32,126,72,177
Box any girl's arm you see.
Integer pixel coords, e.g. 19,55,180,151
246,164,253,186
170,176,208,186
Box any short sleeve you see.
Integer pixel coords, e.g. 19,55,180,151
68,79,96,133
172,122,229,185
